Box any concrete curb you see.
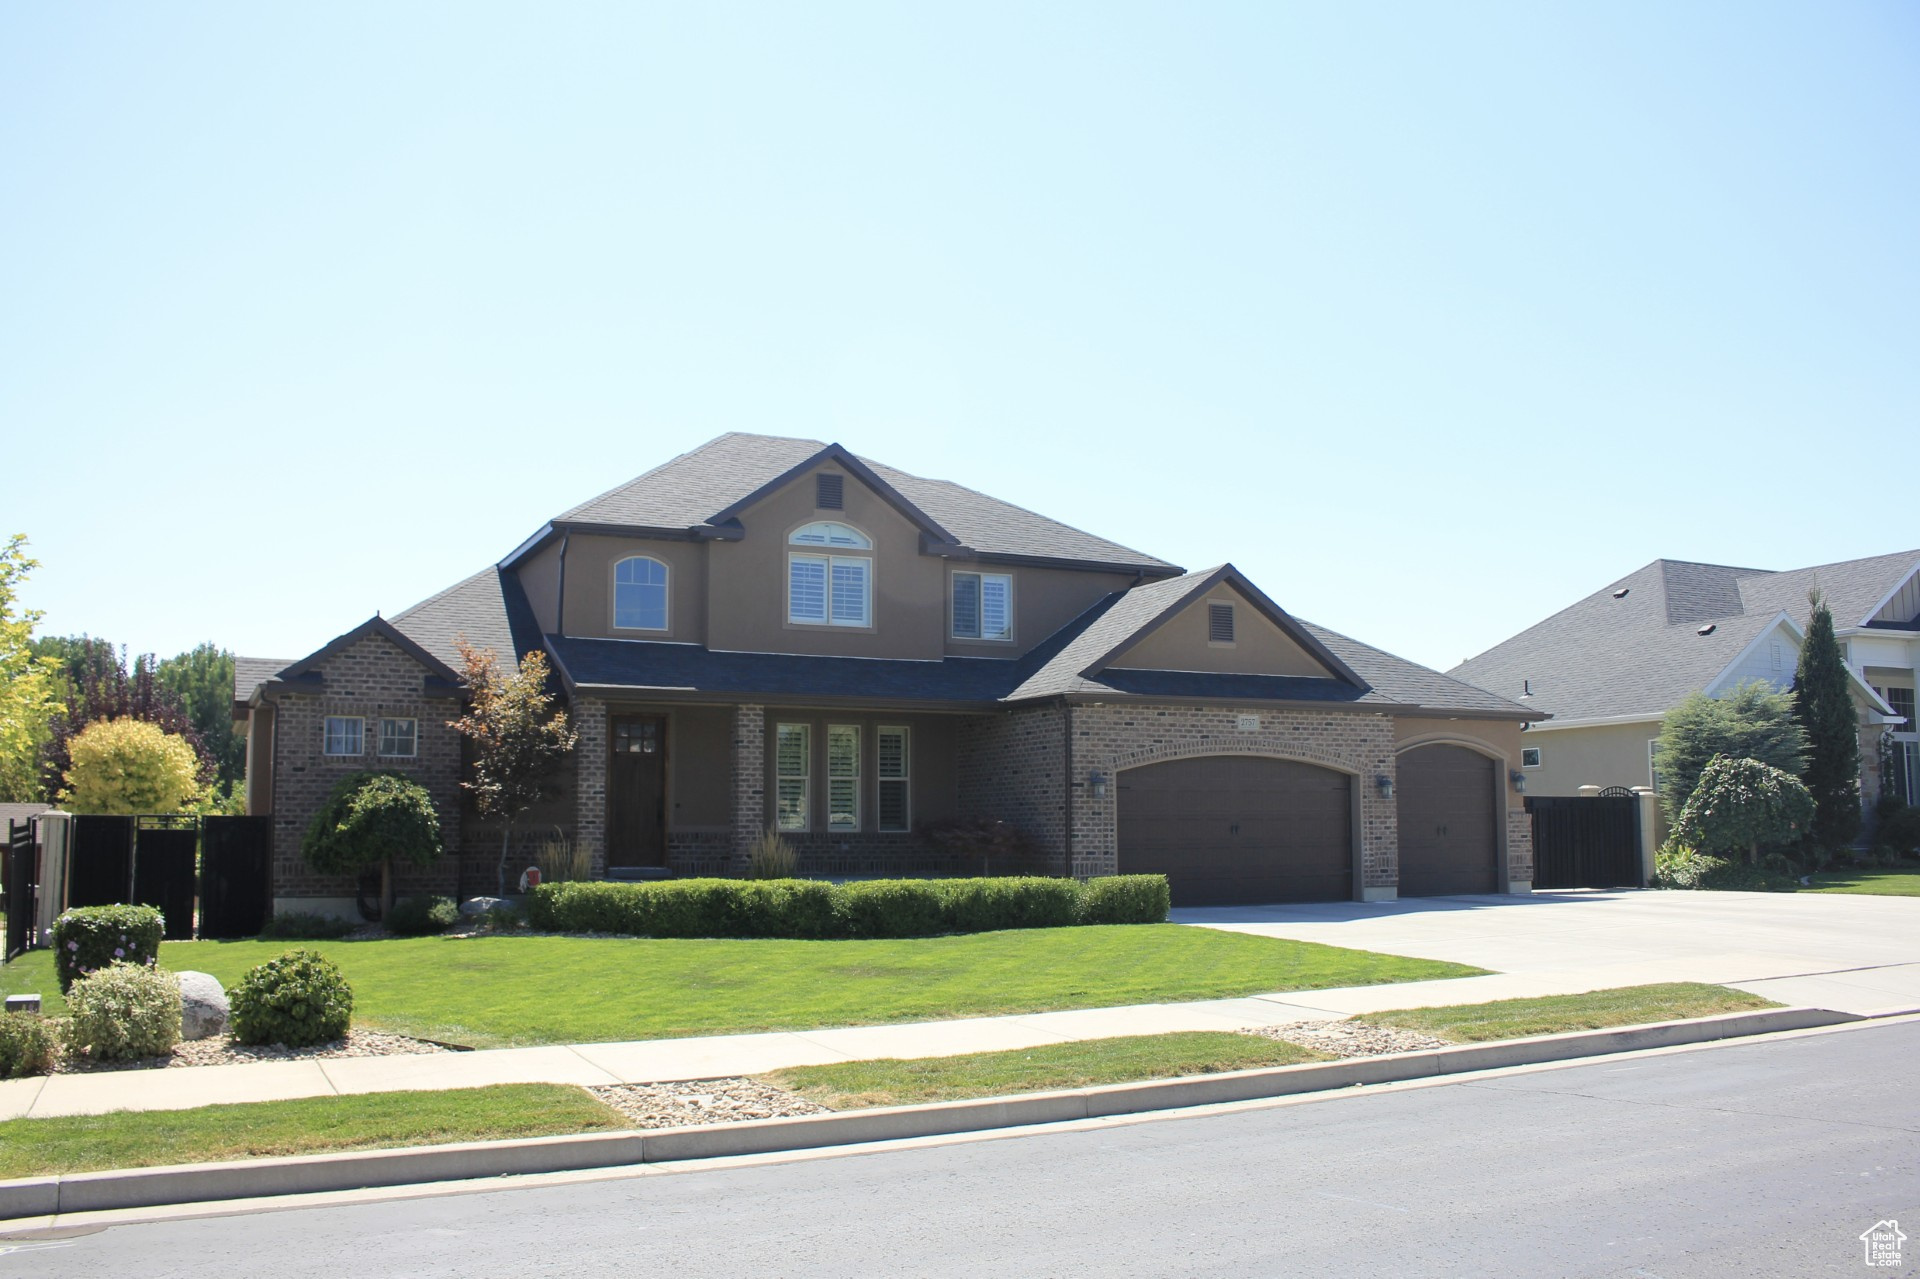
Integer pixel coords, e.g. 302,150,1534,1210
0,1005,1861,1220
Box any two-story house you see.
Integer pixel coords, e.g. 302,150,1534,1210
235,433,1539,913
1451,552,1917,832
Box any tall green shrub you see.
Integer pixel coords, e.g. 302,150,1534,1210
1671,755,1816,863
1793,594,1862,853
229,950,354,1047
302,771,444,920
1654,682,1807,820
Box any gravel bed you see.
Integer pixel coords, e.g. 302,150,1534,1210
56,1030,459,1073
1244,1019,1450,1056
590,1079,830,1129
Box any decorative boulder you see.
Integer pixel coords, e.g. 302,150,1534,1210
459,896,507,918
177,970,229,1041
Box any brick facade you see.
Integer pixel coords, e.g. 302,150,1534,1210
729,704,765,872
956,706,1069,872
573,697,609,878
1505,807,1535,887
267,632,464,901
1066,704,1400,889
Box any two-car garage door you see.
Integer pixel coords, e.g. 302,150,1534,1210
1115,746,1502,905
1116,756,1351,905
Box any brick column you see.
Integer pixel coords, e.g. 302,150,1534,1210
573,697,608,878
731,704,766,872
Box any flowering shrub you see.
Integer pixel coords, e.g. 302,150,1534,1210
229,950,354,1047
0,1013,60,1078
51,903,164,993
65,962,182,1061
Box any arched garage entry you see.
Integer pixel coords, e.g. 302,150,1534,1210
1395,743,1499,896
1116,755,1353,905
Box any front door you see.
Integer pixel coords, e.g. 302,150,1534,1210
608,716,667,867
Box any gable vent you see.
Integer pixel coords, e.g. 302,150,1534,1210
1208,602,1235,644
816,473,844,510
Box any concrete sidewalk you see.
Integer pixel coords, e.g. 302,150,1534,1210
5,888,1915,1123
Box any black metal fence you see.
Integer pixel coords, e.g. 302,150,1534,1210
1526,795,1642,889
1,813,272,951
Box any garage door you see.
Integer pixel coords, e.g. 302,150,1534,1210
1396,744,1498,896
1117,756,1352,905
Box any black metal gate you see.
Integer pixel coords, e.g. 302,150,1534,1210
134,817,200,940
1527,795,1642,888
4,819,34,961
200,815,272,939
69,815,136,909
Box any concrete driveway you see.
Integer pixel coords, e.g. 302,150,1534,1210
1174,888,1920,1016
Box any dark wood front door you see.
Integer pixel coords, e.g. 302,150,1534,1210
608,716,667,867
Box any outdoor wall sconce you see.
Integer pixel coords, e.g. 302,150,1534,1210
1375,774,1394,800
1510,769,1527,794
1089,771,1109,799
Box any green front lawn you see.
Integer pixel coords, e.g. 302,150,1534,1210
1800,869,1920,896
0,927,1482,1049
766,1031,1328,1109
0,1084,625,1180
1357,982,1778,1042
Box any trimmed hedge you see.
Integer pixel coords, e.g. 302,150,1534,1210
51,904,164,994
525,874,1168,939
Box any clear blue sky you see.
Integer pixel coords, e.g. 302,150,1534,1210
4,3,1915,674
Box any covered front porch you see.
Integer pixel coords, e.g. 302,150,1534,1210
568,698,1068,880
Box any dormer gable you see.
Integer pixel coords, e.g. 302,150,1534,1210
1099,567,1362,683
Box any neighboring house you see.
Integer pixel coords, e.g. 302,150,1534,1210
1451,552,1918,828
235,433,1538,914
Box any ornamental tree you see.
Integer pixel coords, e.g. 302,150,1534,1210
302,771,445,921
0,536,63,803
37,636,214,803
1792,593,1862,853
1653,681,1807,820
1671,754,1816,864
61,718,204,814
449,640,578,897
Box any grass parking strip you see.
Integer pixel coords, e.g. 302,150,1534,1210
763,1031,1330,1109
0,1084,627,1180
2,928,1484,1049
1354,982,1779,1042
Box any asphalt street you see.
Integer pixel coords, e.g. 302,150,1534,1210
5,1021,1916,1278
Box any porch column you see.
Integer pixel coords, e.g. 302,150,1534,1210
731,704,766,872
574,697,609,878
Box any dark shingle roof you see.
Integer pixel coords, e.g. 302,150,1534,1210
547,571,1533,719
389,567,545,674
556,433,1176,572
1450,551,1920,723
233,656,298,704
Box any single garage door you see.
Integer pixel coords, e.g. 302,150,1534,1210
1396,744,1498,896
1117,756,1352,905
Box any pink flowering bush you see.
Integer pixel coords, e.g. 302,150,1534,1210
50,904,164,993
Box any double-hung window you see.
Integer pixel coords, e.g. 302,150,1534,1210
789,522,871,627
379,718,417,758
877,726,910,832
827,725,860,831
776,724,810,831
323,716,364,757
951,572,1012,641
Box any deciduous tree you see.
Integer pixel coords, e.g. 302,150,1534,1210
301,771,444,920
61,718,203,814
449,640,578,897
0,536,64,802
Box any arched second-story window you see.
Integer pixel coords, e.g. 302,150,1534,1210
613,556,669,631
788,522,872,627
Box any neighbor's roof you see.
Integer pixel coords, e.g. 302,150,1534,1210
553,432,1178,572
1450,551,1920,723
233,656,299,705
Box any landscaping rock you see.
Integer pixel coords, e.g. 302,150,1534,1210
177,970,229,1041
1243,1019,1449,1057
589,1079,830,1129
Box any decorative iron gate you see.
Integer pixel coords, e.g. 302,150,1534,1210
1526,795,1641,888
200,816,273,939
4,819,34,961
